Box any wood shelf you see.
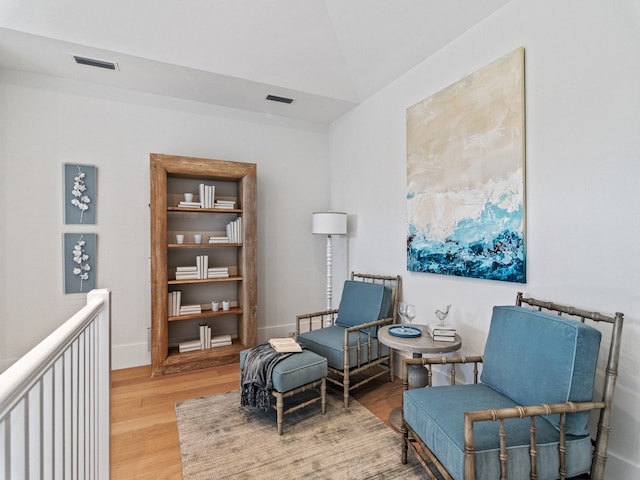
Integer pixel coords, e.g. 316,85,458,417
168,275,242,285
168,307,243,322
150,153,257,377
167,243,242,248
167,207,242,213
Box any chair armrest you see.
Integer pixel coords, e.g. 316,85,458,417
401,356,484,389
463,400,606,478
296,309,339,335
343,316,394,334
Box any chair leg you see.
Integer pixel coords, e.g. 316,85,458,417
321,378,326,414
275,391,284,435
343,371,350,408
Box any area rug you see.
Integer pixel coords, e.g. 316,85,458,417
175,390,424,479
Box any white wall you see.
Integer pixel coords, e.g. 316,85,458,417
0,69,332,371
328,0,640,477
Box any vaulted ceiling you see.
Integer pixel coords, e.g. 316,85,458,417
0,0,510,123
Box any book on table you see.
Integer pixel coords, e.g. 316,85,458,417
426,323,456,339
269,337,302,353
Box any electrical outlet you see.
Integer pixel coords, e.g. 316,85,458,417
288,331,296,338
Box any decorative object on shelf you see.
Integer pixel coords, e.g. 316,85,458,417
406,47,526,283
312,211,347,310
184,193,193,202
211,301,219,311
63,233,96,294
64,163,97,224
222,300,230,311
175,234,185,244
194,234,202,244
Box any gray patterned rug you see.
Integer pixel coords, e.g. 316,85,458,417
175,389,424,479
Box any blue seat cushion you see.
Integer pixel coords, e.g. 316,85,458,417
335,280,393,335
298,326,389,371
404,384,593,480
240,348,327,393
481,306,601,436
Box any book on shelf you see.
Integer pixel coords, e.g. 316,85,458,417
210,334,233,347
176,266,198,272
199,183,215,209
168,290,182,316
177,201,202,208
196,255,209,279
209,236,229,243
269,337,303,353
178,339,201,353
215,200,236,209
199,323,211,349
225,217,242,243
179,304,202,315
208,266,230,279
175,272,199,280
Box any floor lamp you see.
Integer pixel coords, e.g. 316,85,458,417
312,211,347,310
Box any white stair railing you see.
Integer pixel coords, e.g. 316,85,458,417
0,289,111,480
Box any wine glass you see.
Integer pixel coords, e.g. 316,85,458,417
398,302,407,331
405,304,416,330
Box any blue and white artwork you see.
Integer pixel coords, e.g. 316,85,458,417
64,163,97,224
64,233,97,294
406,48,526,283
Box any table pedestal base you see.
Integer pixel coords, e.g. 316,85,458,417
390,353,428,432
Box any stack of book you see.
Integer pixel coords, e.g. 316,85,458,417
168,291,182,316
208,235,229,244
178,331,232,353
178,339,202,353
179,304,202,315
426,323,457,342
199,184,215,208
269,337,303,353
226,217,242,244
210,333,233,348
215,199,236,209
208,266,229,279
175,266,199,280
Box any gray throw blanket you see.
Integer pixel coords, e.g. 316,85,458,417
241,343,294,410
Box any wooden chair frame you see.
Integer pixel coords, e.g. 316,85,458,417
401,292,624,480
296,272,401,407
272,377,326,435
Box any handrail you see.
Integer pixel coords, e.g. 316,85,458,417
0,288,111,480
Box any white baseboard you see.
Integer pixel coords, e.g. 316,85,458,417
111,342,150,370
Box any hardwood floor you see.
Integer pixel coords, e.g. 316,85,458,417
110,364,403,480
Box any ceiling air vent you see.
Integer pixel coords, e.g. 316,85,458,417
73,55,118,70
266,94,294,104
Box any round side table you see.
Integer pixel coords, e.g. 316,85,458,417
378,324,462,431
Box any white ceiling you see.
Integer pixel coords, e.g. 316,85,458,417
0,0,510,123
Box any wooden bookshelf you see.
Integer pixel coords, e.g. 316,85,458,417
150,153,257,376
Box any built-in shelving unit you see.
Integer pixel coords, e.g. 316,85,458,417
150,153,257,376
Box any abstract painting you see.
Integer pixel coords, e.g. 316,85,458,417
406,48,526,283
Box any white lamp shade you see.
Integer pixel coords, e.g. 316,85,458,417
312,212,347,235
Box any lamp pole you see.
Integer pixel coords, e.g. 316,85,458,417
312,211,347,311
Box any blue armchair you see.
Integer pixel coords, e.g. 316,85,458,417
401,292,623,480
296,272,400,407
